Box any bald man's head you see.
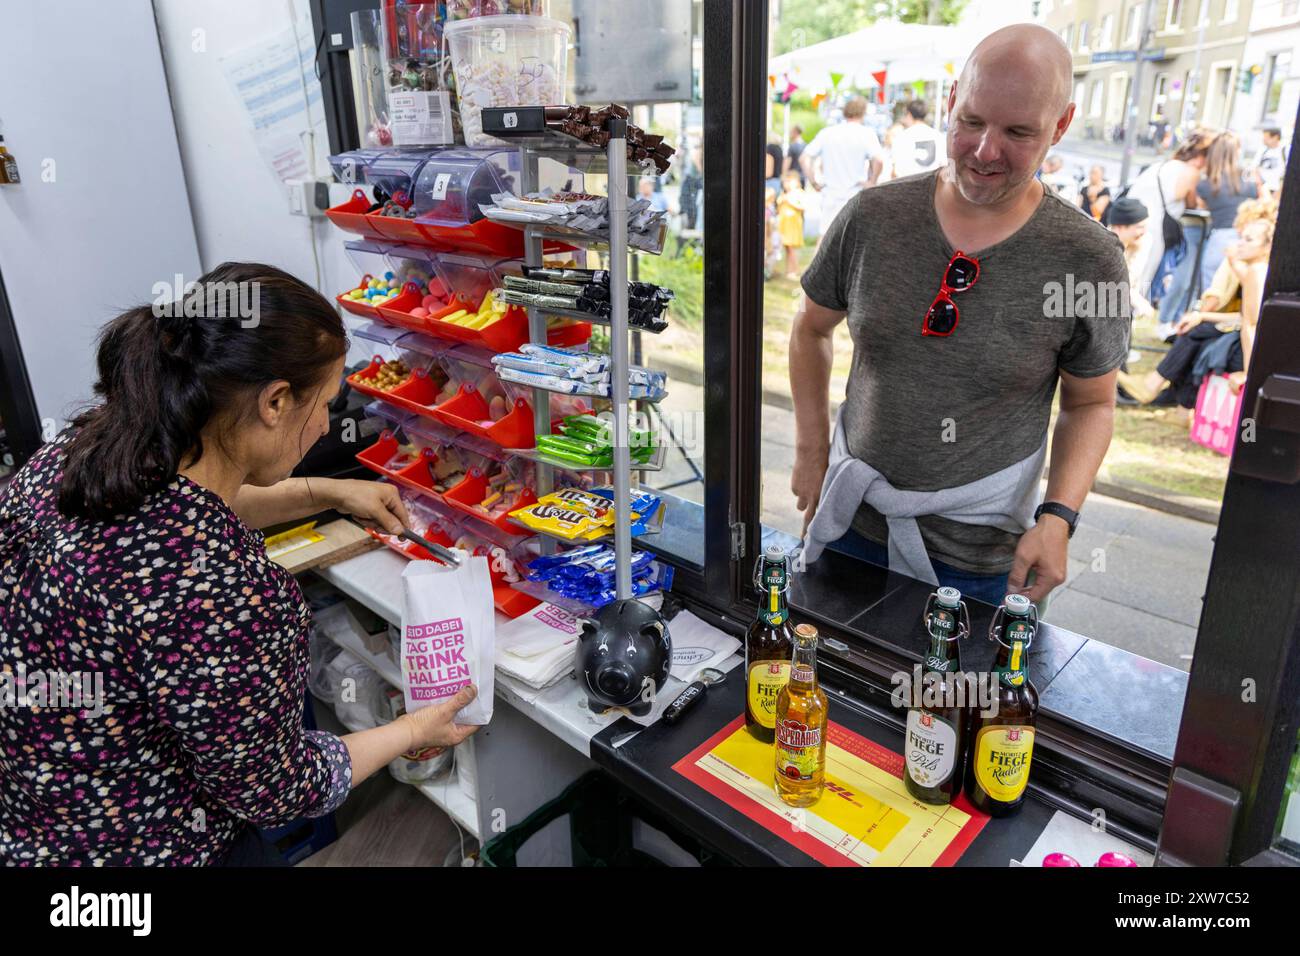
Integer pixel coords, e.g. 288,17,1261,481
943,24,1077,206
958,25,1074,117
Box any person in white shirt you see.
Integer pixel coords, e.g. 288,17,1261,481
1038,153,1078,205
890,99,947,179
800,96,884,239
1257,127,1289,198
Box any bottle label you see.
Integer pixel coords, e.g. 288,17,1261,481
747,660,791,728
973,725,1035,802
762,583,788,626
904,710,957,787
775,717,822,782
995,630,1031,687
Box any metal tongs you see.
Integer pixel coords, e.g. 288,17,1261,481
352,517,461,566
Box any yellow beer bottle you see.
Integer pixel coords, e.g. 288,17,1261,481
966,594,1039,817
774,623,829,807
745,545,794,742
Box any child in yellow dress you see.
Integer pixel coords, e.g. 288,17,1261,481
777,171,807,280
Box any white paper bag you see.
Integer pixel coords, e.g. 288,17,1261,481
400,553,495,725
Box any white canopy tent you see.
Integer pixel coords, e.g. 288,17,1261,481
768,21,970,91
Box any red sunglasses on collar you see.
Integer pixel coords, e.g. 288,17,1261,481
922,251,981,337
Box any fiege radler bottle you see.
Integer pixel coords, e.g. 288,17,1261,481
966,593,1039,817
745,545,794,743
904,586,970,805
774,623,829,807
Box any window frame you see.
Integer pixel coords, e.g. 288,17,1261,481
1158,120,1300,864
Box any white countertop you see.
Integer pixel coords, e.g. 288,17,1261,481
317,548,623,755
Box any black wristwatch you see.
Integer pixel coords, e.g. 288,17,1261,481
1034,501,1079,537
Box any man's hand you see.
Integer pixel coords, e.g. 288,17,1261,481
1007,517,1070,603
792,445,830,537
327,478,409,534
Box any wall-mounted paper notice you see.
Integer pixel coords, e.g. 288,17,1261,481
219,18,326,186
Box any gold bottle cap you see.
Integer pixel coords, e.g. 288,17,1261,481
793,623,818,640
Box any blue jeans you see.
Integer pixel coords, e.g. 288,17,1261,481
1200,227,1236,293
1156,223,1204,326
827,528,1011,606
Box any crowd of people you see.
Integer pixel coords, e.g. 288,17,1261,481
763,95,948,278
769,91,1288,419
1050,126,1287,415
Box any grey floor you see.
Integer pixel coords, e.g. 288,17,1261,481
651,378,1213,672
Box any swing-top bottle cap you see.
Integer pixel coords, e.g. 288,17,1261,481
1004,593,1033,615
935,586,962,608
764,544,787,563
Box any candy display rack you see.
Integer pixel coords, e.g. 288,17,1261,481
488,107,665,599
326,117,671,606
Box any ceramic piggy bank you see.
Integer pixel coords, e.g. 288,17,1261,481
576,599,672,716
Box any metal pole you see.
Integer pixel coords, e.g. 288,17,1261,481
1120,0,1157,189
520,146,555,555
607,119,632,600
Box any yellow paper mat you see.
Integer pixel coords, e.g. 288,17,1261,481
675,718,987,867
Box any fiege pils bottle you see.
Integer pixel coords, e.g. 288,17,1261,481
904,586,970,805
745,545,794,743
774,623,829,808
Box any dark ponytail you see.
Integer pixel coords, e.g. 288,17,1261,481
59,262,346,520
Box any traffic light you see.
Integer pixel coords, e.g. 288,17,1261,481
1239,64,1262,94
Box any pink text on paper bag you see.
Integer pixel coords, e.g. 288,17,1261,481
405,617,471,702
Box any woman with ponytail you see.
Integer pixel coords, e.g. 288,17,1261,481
0,263,478,865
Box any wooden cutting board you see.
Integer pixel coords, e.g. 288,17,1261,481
268,519,379,574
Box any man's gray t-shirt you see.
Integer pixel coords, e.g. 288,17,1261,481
800,171,1130,574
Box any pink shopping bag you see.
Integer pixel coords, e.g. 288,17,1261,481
1190,373,1244,456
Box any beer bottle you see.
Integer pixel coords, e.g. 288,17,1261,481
0,135,20,185
904,586,970,805
775,623,829,807
966,593,1039,817
745,545,795,742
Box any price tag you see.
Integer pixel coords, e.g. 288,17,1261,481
430,172,451,202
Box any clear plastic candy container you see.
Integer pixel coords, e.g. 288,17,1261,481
444,15,570,146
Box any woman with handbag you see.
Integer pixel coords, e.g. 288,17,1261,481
1122,129,1217,314
0,263,480,866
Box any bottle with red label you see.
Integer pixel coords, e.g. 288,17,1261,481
774,623,829,808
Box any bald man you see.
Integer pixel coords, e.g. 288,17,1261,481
791,24,1130,607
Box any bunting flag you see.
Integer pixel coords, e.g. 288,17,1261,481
872,69,888,104
911,79,926,95
944,61,955,77
811,90,827,110
829,70,844,90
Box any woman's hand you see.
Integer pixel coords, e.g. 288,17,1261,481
1227,371,1248,395
327,478,409,534
402,685,481,750
1175,311,1203,336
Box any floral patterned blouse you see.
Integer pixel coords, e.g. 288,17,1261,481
0,432,351,865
